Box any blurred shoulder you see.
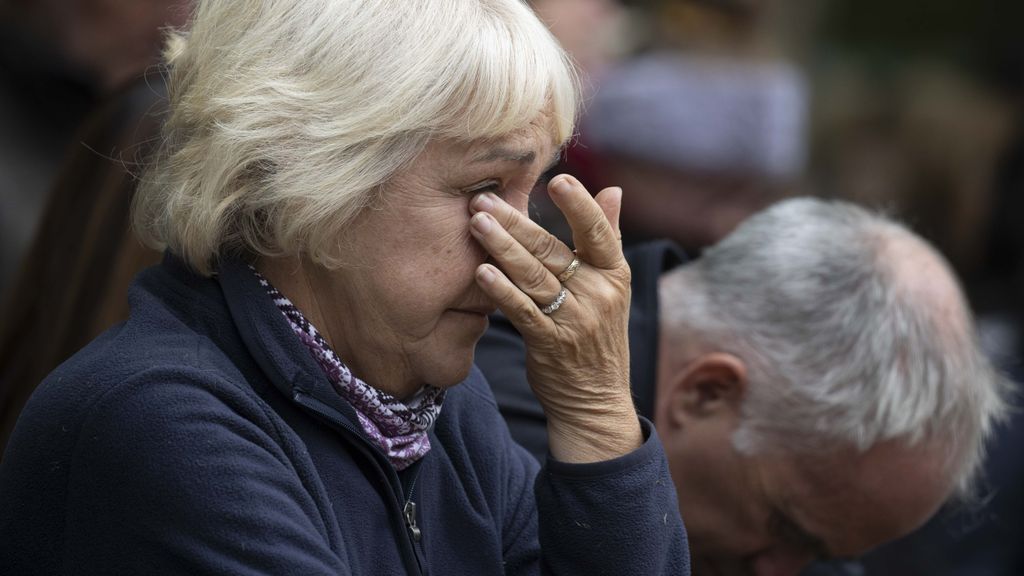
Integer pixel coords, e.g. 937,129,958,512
8,257,262,460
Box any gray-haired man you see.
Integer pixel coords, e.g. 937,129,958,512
477,197,1009,576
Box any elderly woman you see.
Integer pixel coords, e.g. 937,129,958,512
0,1,688,574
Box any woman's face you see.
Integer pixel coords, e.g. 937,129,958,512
308,122,559,397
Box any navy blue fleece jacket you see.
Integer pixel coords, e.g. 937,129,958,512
0,254,689,575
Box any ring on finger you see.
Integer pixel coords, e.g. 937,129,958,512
540,286,569,315
556,252,581,283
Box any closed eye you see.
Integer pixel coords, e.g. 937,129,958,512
465,180,502,196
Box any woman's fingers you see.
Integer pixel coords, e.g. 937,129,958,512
547,175,624,269
470,192,575,276
475,263,567,338
594,185,623,241
470,174,640,462
469,211,564,308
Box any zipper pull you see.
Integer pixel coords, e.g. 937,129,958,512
403,500,422,542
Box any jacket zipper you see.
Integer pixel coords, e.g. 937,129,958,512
292,389,425,575
403,470,422,542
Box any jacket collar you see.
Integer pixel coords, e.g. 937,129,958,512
215,256,364,428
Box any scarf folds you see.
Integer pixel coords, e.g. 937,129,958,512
253,268,444,470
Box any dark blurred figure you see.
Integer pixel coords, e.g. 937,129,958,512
0,0,190,297
857,48,1024,575
0,75,165,457
972,72,1024,376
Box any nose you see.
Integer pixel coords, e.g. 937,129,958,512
747,548,816,576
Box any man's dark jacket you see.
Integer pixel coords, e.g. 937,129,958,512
0,254,689,575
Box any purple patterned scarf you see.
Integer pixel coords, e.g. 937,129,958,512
252,267,445,470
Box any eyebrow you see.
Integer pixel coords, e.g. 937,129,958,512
472,147,538,165
472,145,563,169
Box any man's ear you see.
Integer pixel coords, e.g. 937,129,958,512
661,353,747,430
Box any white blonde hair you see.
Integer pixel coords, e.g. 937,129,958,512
661,198,1012,496
134,0,579,274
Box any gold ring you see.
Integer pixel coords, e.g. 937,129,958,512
556,254,581,283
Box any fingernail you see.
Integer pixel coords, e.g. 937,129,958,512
477,265,496,284
472,193,494,213
471,212,492,234
551,176,573,196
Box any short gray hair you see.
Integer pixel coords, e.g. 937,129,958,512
134,0,578,275
661,197,1011,495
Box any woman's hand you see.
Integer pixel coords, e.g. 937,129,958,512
469,174,642,463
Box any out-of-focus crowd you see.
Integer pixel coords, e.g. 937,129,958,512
0,1,1021,574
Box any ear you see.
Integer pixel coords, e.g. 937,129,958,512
661,353,747,430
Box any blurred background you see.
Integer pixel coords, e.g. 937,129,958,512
0,0,1021,573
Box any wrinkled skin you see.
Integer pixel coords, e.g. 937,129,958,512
259,115,640,463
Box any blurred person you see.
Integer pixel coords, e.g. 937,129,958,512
581,51,809,252
647,0,828,62
530,55,810,250
811,64,1015,276
0,73,166,457
0,0,189,298
652,0,765,54
479,197,1010,576
3,0,191,92
0,1,690,574
524,2,810,255
528,0,628,84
